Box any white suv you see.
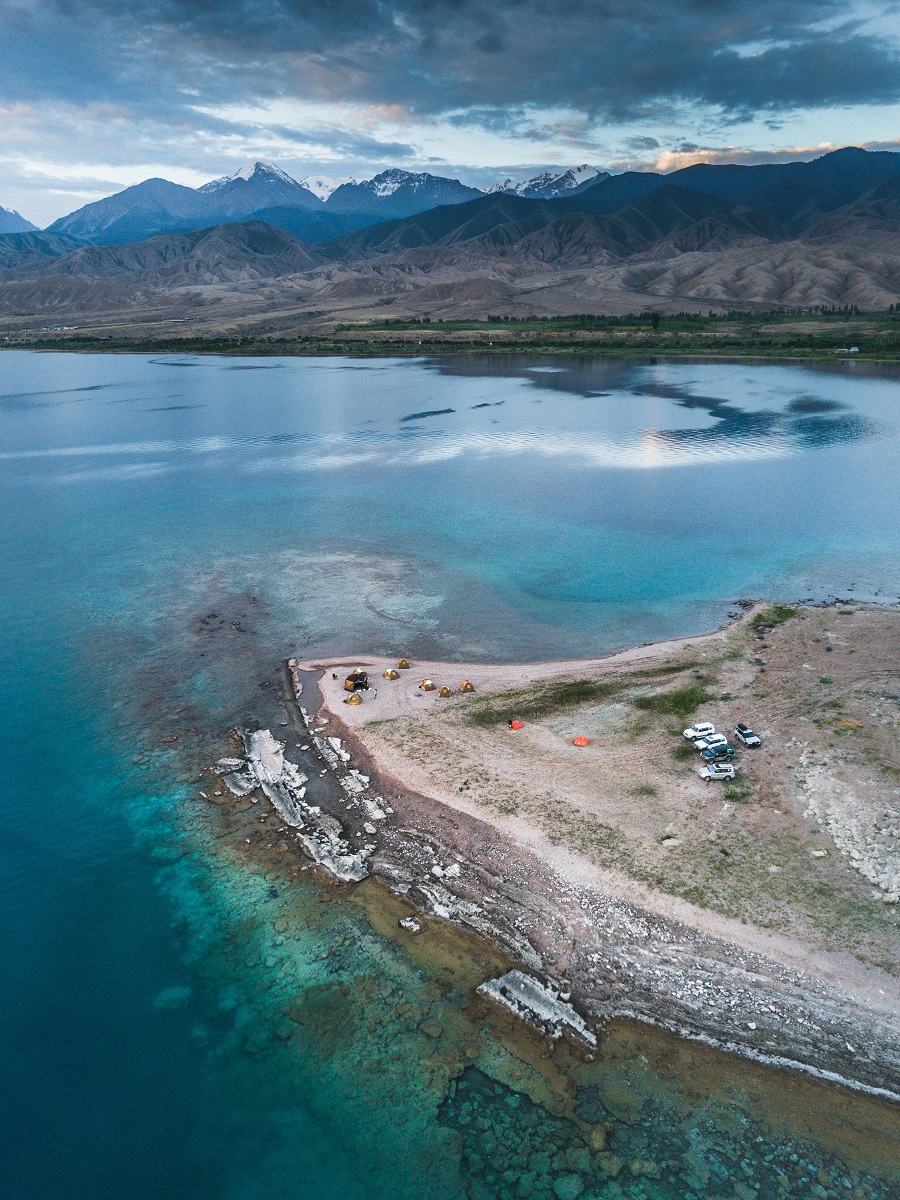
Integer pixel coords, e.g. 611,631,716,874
695,732,728,752
698,762,736,782
684,722,715,741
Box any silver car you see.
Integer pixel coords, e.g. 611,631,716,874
698,762,736,782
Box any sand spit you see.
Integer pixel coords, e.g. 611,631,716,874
284,605,900,1099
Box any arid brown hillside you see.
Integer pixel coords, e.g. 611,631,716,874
2,160,899,331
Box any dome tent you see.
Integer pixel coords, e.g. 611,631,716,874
344,668,369,692
383,668,400,680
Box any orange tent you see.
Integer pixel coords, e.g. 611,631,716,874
510,719,524,730
573,735,590,747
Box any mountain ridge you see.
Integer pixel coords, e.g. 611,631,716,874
0,206,38,235
3,148,899,322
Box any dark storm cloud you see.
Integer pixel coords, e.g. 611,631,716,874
1,0,898,122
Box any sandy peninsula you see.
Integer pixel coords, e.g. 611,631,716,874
293,602,900,1097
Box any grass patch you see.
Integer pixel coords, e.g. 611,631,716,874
467,678,624,727
634,684,712,717
466,660,704,728
722,785,751,801
671,742,697,761
629,783,658,798
750,604,797,631
631,660,700,678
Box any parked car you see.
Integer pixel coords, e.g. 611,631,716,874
701,744,736,761
698,762,736,782
683,721,715,741
694,732,728,752
733,723,762,747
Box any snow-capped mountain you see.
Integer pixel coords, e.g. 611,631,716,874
299,175,358,201
325,170,483,215
0,205,38,234
489,165,610,200
197,161,302,193
43,161,620,246
194,161,322,212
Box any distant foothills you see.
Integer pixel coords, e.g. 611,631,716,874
1,148,900,327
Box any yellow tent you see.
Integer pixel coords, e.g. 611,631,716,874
345,692,362,705
419,678,436,692
397,658,411,669
383,668,400,680
459,680,475,693
438,685,453,697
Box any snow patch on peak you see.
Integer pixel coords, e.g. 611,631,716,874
299,175,357,200
368,169,419,196
198,161,303,192
488,165,609,199
565,165,604,186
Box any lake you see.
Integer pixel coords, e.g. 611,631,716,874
1,350,898,1198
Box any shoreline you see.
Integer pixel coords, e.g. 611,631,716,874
285,602,900,1100
4,340,900,364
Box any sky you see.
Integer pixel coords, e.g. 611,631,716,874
1,0,899,225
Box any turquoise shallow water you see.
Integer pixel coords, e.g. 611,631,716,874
1,350,899,1198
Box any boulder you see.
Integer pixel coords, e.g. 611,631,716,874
595,1153,623,1179
628,1159,660,1179
551,1174,584,1200
587,1125,608,1152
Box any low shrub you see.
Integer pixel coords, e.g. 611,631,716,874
750,604,796,631
629,783,658,797
671,742,697,761
634,684,712,717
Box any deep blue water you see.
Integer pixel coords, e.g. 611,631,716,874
1,351,899,1199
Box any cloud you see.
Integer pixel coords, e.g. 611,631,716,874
3,0,898,123
1,0,898,222
635,137,900,173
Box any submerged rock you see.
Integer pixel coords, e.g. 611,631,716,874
477,970,597,1048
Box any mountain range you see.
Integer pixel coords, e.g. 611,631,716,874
1,148,899,326
18,162,632,248
42,162,487,246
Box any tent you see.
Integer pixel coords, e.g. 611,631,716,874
459,680,475,693
344,668,369,692
419,678,436,692
345,692,362,706
383,668,400,680
397,658,411,669
438,686,453,697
